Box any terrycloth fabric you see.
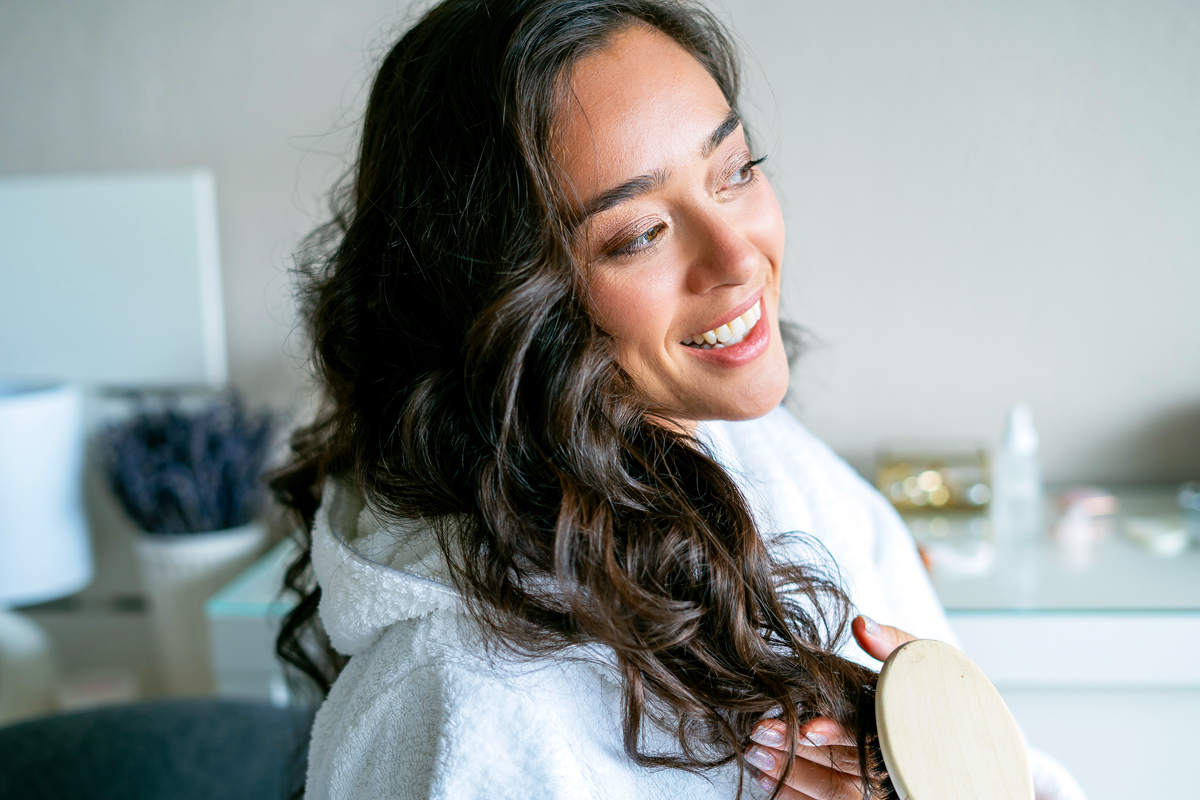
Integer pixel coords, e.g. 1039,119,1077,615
305,405,1085,800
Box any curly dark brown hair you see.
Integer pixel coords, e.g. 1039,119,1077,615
272,1,893,797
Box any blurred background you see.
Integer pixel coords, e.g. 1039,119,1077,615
3,0,1197,481
0,2,1197,799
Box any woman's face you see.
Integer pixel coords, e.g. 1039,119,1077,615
557,26,789,423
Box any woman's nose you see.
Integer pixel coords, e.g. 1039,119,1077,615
683,208,761,294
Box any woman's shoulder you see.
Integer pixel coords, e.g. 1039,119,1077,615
310,475,621,716
306,610,628,800
328,608,535,707
307,610,741,800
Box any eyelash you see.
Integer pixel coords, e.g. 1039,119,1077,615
729,155,768,189
610,223,665,257
607,154,769,259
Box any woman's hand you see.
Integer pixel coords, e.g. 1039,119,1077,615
744,615,916,799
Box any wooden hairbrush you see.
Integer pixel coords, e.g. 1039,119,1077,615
876,639,1034,800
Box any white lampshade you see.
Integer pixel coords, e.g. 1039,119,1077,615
0,381,92,607
0,171,227,388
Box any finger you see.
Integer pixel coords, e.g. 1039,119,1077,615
852,615,917,663
751,719,860,775
754,771,817,800
752,718,854,749
748,741,862,780
745,744,864,800
797,718,856,749
797,744,862,776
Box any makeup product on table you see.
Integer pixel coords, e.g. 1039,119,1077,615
990,403,1045,541
875,444,991,512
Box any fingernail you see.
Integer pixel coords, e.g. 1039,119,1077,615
757,773,776,792
802,732,828,747
745,746,776,771
750,725,785,747
861,615,881,635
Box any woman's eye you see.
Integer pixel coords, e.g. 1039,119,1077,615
612,224,664,257
726,156,767,189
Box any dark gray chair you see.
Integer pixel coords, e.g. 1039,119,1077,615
0,698,315,800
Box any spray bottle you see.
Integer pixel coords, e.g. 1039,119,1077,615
990,402,1045,541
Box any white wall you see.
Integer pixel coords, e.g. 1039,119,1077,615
724,0,1200,482
2,0,1197,483
0,0,407,408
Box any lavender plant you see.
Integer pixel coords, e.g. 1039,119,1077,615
99,394,274,534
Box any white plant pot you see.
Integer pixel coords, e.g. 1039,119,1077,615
134,522,268,695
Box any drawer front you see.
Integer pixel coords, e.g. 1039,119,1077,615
948,612,1200,687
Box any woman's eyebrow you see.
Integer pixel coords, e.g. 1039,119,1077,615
581,168,669,220
578,109,743,223
702,108,742,158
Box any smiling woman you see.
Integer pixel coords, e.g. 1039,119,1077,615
563,26,789,421
268,2,1081,800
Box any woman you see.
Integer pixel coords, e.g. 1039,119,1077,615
274,1,1085,798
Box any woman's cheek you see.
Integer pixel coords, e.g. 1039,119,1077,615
742,182,785,269
589,267,662,357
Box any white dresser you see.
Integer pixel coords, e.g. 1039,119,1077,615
912,486,1200,800
205,540,297,707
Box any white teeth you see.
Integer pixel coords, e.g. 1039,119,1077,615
681,300,763,349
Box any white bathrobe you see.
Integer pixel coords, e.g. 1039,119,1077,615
305,406,1086,799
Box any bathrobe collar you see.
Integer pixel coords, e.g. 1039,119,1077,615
312,476,460,657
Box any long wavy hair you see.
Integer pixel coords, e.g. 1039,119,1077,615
273,1,892,797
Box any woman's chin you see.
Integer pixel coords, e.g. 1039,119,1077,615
712,384,788,421
684,359,790,422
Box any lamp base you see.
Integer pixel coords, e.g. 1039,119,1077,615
0,609,58,725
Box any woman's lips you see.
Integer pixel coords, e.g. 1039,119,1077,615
685,289,764,341
683,301,770,367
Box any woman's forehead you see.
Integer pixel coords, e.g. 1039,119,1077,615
555,26,738,202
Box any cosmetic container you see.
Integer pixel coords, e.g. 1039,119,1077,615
990,403,1045,541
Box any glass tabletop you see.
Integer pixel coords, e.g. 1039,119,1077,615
908,486,1200,613
210,487,1200,619
205,538,300,619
